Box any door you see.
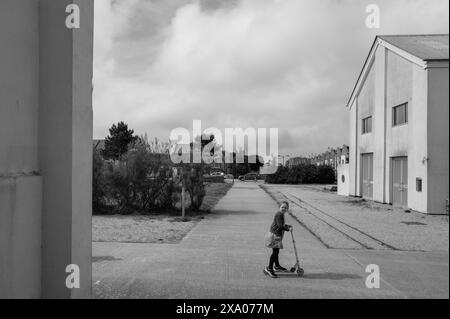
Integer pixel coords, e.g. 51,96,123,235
392,157,408,207
361,153,374,199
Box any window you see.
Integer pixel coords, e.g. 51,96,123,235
362,116,372,134
393,103,408,126
416,178,423,192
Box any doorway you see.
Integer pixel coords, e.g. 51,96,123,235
361,153,374,199
392,157,408,207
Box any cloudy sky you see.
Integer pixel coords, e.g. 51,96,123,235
93,0,449,157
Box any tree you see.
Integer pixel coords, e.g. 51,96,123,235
265,164,336,185
234,154,264,177
92,149,107,213
102,122,138,160
317,165,336,184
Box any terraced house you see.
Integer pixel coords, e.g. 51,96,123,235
347,35,449,215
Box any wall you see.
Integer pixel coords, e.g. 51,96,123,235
385,51,429,213
0,0,93,298
0,0,39,175
372,47,387,203
427,66,449,214
0,0,42,298
385,50,412,208
39,0,93,298
337,164,350,196
349,42,433,214
358,60,376,154
348,99,358,196
407,61,428,212
353,49,379,200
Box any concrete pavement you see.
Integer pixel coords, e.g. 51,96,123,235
92,182,449,299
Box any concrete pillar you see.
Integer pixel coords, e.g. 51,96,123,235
0,176,42,298
0,0,93,298
0,0,42,298
39,0,94,298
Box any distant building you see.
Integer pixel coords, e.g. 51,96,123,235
347,35,449,214
286,157,311,168
93,139,105,152
311,145,349,177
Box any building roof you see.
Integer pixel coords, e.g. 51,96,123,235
93,139,105,151
347,34,449,108
379,35,449,61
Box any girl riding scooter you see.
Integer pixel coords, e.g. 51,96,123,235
264,201,293,278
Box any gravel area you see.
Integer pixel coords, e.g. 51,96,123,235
93,215,202,244
262,184,449,252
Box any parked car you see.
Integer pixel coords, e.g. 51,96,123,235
210,171,225,176
238,173,260,182
224,174,234,180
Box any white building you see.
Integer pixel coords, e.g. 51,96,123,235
347,35,449,215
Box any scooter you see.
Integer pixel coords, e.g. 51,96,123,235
264,227,304,278
288,228,304,277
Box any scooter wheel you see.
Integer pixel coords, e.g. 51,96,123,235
290,267,296,273
297,268,304,277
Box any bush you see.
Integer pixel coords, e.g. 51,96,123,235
266,164,336,185
93,138,175,214
125,141,174,212
93,149,108,213
180,164,206,211
92,135,210,215
316,165,336,184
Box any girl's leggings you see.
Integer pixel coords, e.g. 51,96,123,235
269,248,280,269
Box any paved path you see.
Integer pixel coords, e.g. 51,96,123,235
92,182,449,299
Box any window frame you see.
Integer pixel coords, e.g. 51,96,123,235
392,102,408,127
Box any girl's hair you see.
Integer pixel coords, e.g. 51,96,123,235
281,201,289,207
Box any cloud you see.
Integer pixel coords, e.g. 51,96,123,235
94,0,449,156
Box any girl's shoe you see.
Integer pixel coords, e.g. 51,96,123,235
263,267,278,278
274,265,288,272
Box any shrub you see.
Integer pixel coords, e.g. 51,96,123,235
92,149,108,213
316,165,336,184
93,134,209,214
180,164,206,211
93,137,175,214
266,164,336,185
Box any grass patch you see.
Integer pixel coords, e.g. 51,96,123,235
200,182,233,212
92,214,202,244
92,182,234,243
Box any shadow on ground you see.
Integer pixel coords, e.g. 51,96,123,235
211,210,261,216
275,272,362,280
